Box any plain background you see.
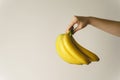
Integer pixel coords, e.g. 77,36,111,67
0,0,120,80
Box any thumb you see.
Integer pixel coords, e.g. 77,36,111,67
66,26,74,33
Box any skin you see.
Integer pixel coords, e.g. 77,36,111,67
66,16,120,37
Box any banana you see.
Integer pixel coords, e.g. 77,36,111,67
56,31,100,65
71,35,100,62
63,33,91,64
56,34,80,64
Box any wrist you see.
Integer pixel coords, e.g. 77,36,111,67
87,16,93,25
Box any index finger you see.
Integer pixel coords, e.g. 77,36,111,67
66,17,78,32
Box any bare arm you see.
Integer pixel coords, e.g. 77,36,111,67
66,16,120,37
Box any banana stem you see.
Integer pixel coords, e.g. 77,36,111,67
66,29,74,36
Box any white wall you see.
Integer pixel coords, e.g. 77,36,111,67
0,0,120,80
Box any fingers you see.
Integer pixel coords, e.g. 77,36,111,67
66,16,78,33
66,16,89,34
74,25,81,33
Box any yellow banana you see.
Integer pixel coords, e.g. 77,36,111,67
56,30,100,65
63,33,91,64
56,34,80,64
71,35,100,62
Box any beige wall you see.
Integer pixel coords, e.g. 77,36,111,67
0,0,120,80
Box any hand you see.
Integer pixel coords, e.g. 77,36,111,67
66,16,89,34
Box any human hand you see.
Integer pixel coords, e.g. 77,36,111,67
66,16,90,34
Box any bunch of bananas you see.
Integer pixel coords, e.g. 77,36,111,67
56,31,100,65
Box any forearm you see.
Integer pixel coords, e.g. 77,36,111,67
88,17,120,37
